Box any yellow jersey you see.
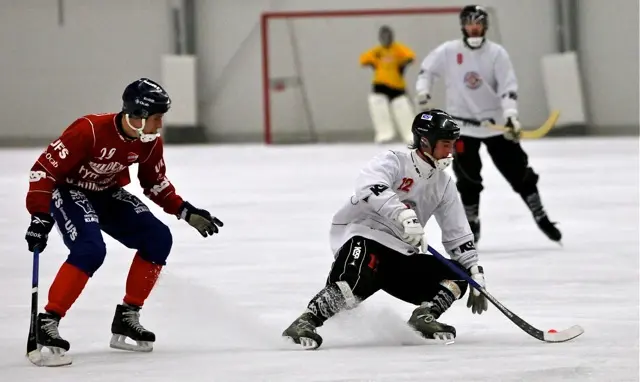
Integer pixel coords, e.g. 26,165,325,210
359,42,416,90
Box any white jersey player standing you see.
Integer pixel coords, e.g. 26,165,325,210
415,5,561,245
282,109,488,350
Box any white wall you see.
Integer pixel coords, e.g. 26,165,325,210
0,1,637,143
578,0,639,130
195,0,559,142
0,0,172,143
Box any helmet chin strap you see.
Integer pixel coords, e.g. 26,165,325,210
415,137,454,173
125,114,159,143
411,150,453,178
426,151,453,171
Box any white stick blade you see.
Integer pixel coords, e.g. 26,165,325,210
543,325,585,343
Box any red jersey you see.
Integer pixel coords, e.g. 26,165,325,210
26,113,184,216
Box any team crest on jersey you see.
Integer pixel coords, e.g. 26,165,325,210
464,71,483,89
88,161,127,175
68,190,99,223
127,152,139,162
112,189,149,214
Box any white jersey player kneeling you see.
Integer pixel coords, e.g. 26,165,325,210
282,109,488,350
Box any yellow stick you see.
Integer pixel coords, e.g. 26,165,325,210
489,110,561,139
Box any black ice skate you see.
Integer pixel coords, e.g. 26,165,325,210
110,304,155,352
524,192,562,243
408,286,458,343
282,311,324,350
27,312,73,366
534,215,562,243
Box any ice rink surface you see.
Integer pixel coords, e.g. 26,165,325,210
0,136,638,381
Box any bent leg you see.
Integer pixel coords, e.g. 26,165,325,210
305,236,383,322
98,188,173,307
485,136,562,241
283,237,389,349
379,253,468,340
46,187,107,317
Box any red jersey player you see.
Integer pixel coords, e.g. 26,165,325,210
24,78,223,363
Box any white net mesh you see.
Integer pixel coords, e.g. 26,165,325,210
263,7,501,144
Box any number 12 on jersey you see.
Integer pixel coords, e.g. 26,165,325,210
398,177,414,192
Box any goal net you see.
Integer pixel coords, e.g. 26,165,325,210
261,7,501,144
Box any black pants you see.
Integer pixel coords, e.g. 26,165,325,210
372,84,406,101
452,135,539,207
326,236,468,305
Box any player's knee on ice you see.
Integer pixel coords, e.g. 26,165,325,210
67,239,107,276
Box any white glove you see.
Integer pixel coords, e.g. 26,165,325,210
415,92,431,112
502,109,521,142
466,265,488,314
397,209,424,247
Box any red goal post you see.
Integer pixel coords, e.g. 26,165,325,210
261,7,501,144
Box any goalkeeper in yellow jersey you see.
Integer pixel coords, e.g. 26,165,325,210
360,26,416,144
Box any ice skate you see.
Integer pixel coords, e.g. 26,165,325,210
408,303,456,343
110,303,155,352
408,284,458,344
282,311,324,350
524,192,562,244
28,312,73,366
534,215,562,243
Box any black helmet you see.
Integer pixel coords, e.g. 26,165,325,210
378,25,394,46
122,78,171,119
411,109,460,152
459,5,489,49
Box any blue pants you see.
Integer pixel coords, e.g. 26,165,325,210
50,186,173,276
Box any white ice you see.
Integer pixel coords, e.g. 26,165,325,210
0,137,638,381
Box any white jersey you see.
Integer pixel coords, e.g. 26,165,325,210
415,39,519,139
329,150,478,269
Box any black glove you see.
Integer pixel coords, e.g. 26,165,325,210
178,202,223,238
25,213,55,253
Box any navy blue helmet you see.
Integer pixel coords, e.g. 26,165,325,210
122,78,171,119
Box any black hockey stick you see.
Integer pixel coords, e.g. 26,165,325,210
426,245,584,343
26,247,40,357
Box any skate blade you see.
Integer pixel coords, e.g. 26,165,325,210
109,334,153,352
411,328,456,345
431,332,455,345
27,345,73,367
284,336,320,350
